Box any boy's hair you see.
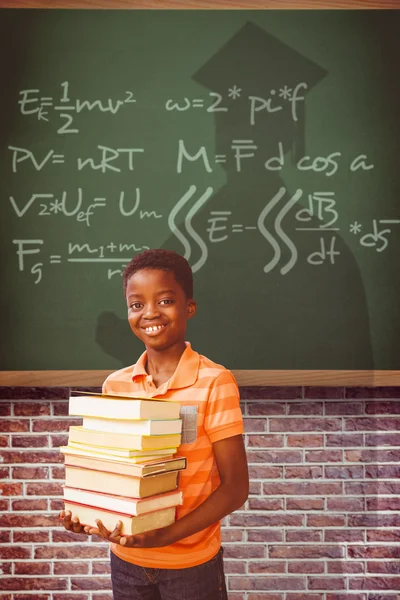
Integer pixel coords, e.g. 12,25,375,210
122,249,194,299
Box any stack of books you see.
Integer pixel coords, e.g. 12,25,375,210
60,391,185,535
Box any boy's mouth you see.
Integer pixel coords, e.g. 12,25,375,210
143,324,167,336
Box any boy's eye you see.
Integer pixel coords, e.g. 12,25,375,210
130,302,142,310
159,299,173,305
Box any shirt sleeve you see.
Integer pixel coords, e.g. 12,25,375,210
204,370,244,444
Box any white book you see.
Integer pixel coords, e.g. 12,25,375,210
69,394,180,420
82,416,182,436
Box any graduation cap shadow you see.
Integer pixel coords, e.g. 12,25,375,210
96,21,374,373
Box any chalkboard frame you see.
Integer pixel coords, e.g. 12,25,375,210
1,0,399,386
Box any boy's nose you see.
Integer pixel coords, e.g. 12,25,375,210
143,303,160,318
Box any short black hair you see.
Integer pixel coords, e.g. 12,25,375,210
122,249,193,299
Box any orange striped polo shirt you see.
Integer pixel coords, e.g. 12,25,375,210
102,342,244,569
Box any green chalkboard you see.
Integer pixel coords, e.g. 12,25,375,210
0,8,399,371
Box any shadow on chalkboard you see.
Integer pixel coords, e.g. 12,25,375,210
95,21,374,376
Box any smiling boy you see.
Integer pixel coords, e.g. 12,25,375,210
61,249,249,600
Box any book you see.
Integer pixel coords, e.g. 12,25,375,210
68,427,181,451
63,453,187,477
61,444,175,462
69,394,180,420
64,500,176,535
65,465,180,498
82,416,182,436
63,486,183,515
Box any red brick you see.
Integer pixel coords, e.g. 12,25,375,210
326,433,363,447
51,466,65,479
12,499,48,511
11,435,49,448
247,450,302,464
92,562,111,575
247,498,283,511
26,482,63,496
348,514,400,527
366,497,400,511
349,577,400,590
54,561,90,574
346,449,400,462
366,529,400,542
248,562,286,573
288,403,323,415
248,595,283,600
365,400,400,413
308,577,346,590
325,465,364,479
0,498,9,510
0,563,12,574
34,545,108,559
247,403,286,416
287,596,324,600
326,595,366,600
325,402,363,415
0,482,23,495
0,546,32,559
287,435,324,447
247,530,283,543
224,545,266,559
346,387,400,399
270,418,342,432
0,514,59,528
228,577,305,591
222,530,244,542
365,464,400,478
247,435,284,448
0,403,11,416
53,595,89,600
327,497,364,511
306,450,343,462
285,466,323,479
52,530,94,543
345,417,400,431
307,515,346,527
270,546,344,559
286,498,324,511
13,596,50,600
14,402,50,416
0,420,29,432
71,577,111,591
346,481,400,495
224,560,246,574
14,562,51,575
0,531,11,543
230,514,303,527
14,530,50,543
12,466,49,479
92,595,114,600
328,561,364,573
50,498,64,511
51,434,69,447
263,482,342,495
288,562,324,574
0,435,9,447
244,419,267,432
32,418,82,432
1,450,62,464
52,402,70,416
0,578,68,591
367,561,400,574
348,546,400,559
286,530,322,543
0,466,10,478
365,432,400,446
249,466,283,479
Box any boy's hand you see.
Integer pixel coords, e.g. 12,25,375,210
59,510,91,535
85,519,172,548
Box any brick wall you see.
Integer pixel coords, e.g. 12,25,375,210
0,386,400,600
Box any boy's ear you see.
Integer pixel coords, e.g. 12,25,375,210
187,299,197,319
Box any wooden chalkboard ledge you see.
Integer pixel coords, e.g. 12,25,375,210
0,370,399,386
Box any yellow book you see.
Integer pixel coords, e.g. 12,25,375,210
68,426,181,451
69,393,180,420
63,452,187,477
60,444,175,462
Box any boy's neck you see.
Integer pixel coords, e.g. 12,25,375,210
145,341,187,387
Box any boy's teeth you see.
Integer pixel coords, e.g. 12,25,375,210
146,325,165,332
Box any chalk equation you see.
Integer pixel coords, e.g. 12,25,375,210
11,185,400,284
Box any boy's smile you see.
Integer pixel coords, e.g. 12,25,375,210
126,268,196,354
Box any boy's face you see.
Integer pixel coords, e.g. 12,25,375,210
126,268,196,353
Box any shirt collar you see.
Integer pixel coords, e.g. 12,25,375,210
131,342,199,390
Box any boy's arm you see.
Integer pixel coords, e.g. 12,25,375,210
90,433,248,548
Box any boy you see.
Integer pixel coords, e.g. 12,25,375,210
61,249,249,600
